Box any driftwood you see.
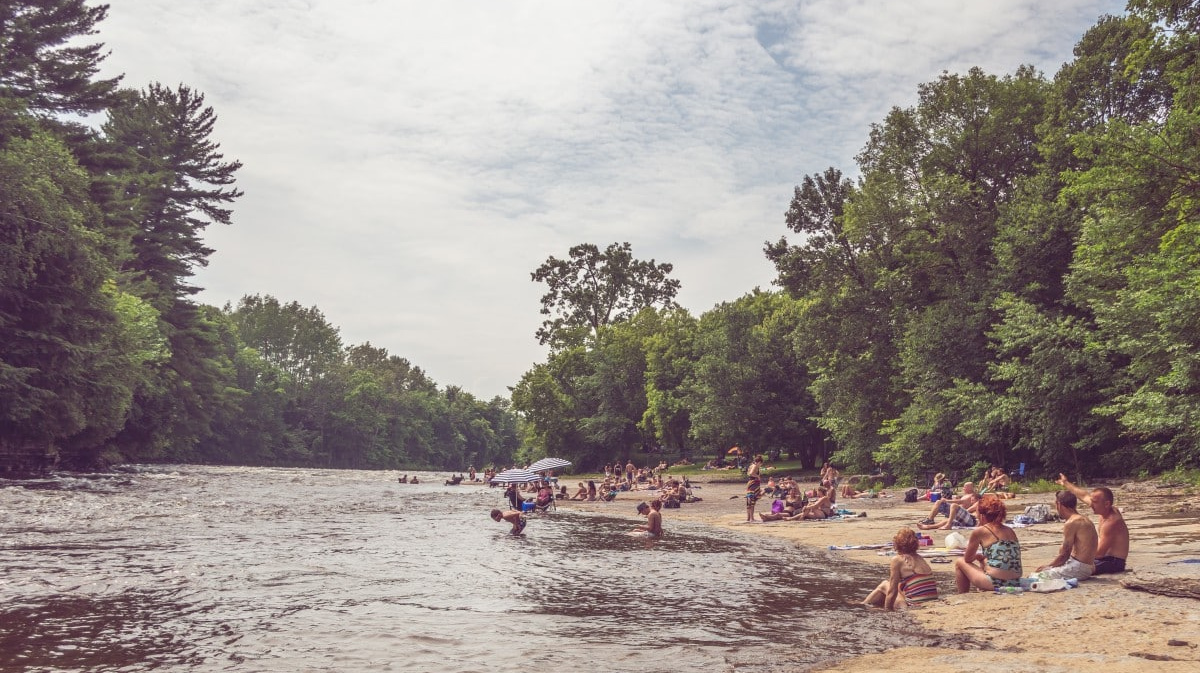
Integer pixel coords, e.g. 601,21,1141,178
1121,575,1200,600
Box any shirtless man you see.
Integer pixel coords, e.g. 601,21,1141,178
918,482,979,530
632,500,663,537
490,508,527,536
1032,490,1098,581
1057,474,1130,574
983,467,1011,493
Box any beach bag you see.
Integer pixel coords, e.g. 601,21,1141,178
904,488,918,503
1023,504,1053,523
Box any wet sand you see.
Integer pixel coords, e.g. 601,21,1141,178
557,476,1200,671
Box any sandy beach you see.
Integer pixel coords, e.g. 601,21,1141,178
557,475,1200,672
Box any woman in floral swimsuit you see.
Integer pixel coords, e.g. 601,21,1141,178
953,495,1023,591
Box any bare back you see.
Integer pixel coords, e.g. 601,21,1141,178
1063,514,1099,565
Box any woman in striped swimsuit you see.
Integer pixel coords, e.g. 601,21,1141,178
864,528,939,609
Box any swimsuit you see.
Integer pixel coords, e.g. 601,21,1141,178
898,573,938,604
952,506,977,528
1093,555,1126,575
746,477,762,504
514,516,527,535
983,528,1022,587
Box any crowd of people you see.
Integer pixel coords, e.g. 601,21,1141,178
862,469,1130,610
487,458,703,537
484,456,1132,609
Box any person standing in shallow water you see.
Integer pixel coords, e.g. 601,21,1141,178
632,500,663,537
490,509,527,535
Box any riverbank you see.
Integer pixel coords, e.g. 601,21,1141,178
556,476,1200,672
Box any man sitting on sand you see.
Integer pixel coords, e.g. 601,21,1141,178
982,466,1012,494
918,482,979,529
1057,474,1129,575
1032,490,1098,581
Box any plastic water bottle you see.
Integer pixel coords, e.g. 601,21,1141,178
995,586,1024,595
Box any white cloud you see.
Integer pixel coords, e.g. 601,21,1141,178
96,0,1126,397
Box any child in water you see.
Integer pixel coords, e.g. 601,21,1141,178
490,508,527,535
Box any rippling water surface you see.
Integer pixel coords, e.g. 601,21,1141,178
0,466,938,672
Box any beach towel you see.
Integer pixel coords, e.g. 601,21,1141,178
828,543,892,550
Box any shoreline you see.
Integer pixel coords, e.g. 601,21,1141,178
555,476,1200,671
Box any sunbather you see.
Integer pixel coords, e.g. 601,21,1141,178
953,495,1022,592
864,528,938,609
759,485,807,521
791,486,833,520
918,482,979,529
570,482,588,500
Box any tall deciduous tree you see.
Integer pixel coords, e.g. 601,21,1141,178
531,242,680,348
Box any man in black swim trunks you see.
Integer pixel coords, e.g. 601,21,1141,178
1057,474,1130,574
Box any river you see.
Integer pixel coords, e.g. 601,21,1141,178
0,465,942,672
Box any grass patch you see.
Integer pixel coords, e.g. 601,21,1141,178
1012,477,1059,494
1159,467,1200,489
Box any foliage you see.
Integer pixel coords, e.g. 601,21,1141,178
531,242,680,349
0,4,519,473
1013,478,1060,494
0,0,123,114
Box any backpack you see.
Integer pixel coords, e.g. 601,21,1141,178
904,488,919,503
1023,503,1053,523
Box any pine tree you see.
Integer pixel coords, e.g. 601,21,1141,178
0,1,122,114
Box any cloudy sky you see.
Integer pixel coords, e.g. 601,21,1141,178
95,0,1126,399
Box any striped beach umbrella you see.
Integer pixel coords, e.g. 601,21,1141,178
529,457,571,473
489,468,541,484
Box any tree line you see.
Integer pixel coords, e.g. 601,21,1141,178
514,1,1200,480
1,1,519,472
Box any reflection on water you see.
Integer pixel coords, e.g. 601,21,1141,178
0,466,948,672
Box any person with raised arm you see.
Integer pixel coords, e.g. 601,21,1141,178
1057,474,1130,574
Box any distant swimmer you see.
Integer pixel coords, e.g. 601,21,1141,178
491,509,527,536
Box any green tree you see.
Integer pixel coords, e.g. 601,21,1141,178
686,292,822,464
531,242,680,348
640,308,697,453
101,82,242,307
0,0,122,115
0,127,144,468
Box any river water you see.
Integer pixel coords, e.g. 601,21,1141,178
0,465,945,672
